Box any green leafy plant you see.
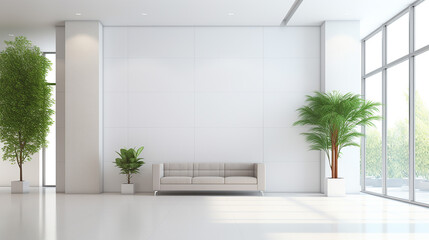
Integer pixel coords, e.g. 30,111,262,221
114,147,145,184
0,36,54,181
294,91,381,178
365,92,429,180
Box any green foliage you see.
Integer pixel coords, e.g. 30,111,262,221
0,36,54,181
114,147,145,184
365,92,429,180
364,128,382,178
294,91,381,178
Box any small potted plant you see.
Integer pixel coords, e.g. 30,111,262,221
114,147,145,194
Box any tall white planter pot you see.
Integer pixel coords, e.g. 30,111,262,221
325,178,345,197
121,183,135,195
11,181,29,194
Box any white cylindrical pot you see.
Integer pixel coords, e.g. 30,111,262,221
121,183,135,194
325,178,345,197
11,181,29,194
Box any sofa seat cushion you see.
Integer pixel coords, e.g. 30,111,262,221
161,177,192,184
225,176,257,185
192,176,224,184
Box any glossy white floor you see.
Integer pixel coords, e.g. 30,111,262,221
1,188,429,240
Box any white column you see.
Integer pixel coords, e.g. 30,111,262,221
65,21,103,193
321,21,361,193
56,26,66,192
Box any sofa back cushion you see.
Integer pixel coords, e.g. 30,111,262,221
164,163,194,177
193,163,225,177
224,163,255,177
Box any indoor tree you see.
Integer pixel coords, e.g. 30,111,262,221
0,36,54,181
294,91,381,178
114,147,145,184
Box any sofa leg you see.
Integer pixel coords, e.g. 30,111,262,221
260,191,264,196
154,191,158,196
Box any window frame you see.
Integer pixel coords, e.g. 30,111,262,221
42,52,56,187
362,0,429,208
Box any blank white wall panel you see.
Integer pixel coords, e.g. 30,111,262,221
128,59,195,92
195,128,264,163
103,27,321,192
128,93,195,128
104,93,128,128
195,28,263,58
195,59,263,92
264,59,320,92
104,28,127,58
128,28,194,58
104,58,128,93
196,93,263,128
266,161,321,192
264,27,320,58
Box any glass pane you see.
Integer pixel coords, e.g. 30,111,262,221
415,51,429,204
387,12,409,63
365,72,383,194
44,86,56,186
365,31,382,73
44,52,56,186
386,60,409,199
45,53,56,84
415,0,429,50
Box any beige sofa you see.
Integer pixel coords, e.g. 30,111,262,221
152,163,265,195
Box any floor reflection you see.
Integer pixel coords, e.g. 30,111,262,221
0,188,429,240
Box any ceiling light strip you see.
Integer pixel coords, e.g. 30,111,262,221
280,0,304,26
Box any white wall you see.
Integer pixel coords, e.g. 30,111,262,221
0,27,55,186
321,21,361,193
56,26,65,192
103,27,321,192
65,21,103,193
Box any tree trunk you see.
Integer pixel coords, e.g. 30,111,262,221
334,146,338,178
19,164,23,182
331,143,336,178
127,174,131,184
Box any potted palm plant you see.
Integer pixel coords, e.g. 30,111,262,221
114,147,145,194
0,37,54,193
294,91,381,196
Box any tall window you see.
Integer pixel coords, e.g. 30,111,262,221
362,0,429,206
386,60,409,199
43,53,56,186
415,51,429,204
364,73,382,194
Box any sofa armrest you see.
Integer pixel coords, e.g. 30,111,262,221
152,164,164,191
256,163,265,191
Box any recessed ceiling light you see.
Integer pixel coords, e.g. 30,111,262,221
75,13,82,16
227,12,235,16
141,13,148,16
8,34,14,37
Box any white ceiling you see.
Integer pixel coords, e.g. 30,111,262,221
0,0,418,38
0,0,295,27
290,0,415,37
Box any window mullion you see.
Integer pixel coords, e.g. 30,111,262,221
409,5,416,202
382,25,388,196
